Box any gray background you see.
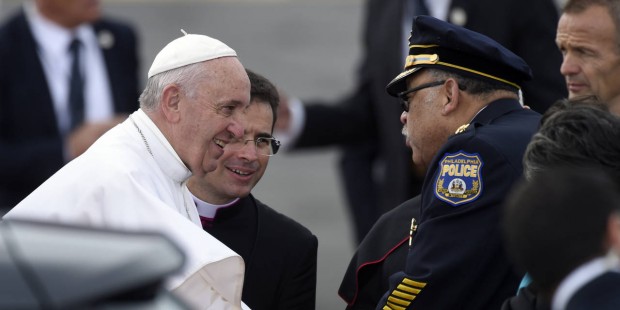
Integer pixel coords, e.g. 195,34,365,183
0,1,364,308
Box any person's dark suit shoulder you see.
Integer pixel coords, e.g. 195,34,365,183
255,197,317,254
249,196,318,310
567,272,620,310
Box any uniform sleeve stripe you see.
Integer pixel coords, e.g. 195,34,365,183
392,290,415,300
382,278,427,309
402,278,427,288
386,301,407,310
388,296,412,306
397,283,422,294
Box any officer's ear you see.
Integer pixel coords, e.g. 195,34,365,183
441,78,460,116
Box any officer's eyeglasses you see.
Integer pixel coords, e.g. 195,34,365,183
398,80,446,112
226,136,281,156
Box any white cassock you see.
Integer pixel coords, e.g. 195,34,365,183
4,109,249,310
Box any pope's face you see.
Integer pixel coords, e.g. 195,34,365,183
176,57,250,178
191,101,274,204
37,0,101,28
557,5,620,108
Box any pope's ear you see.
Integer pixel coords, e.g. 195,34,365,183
161,84,181,122
442,79,460,115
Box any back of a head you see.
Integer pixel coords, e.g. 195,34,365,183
503,166,620,297
524,97,620,183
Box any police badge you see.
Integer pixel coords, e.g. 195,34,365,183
434,152,483,206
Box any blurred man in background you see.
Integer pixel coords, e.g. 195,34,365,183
556,0,620,115
0,0,140,210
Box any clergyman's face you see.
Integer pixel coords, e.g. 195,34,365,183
192,101,274,204
557,5,620,108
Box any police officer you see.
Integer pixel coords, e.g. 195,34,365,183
376,16,541,309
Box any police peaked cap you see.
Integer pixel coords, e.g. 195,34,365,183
386,16,533,96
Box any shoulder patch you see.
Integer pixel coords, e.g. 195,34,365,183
434,152,483,206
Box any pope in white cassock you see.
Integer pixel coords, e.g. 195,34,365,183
4,32,252,309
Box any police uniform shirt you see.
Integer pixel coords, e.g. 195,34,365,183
379,99,540,309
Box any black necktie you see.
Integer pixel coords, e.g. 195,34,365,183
68,38,84,130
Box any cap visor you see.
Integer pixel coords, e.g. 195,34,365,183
386,67,421,97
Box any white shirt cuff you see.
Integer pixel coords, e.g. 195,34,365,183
274,97,305,151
